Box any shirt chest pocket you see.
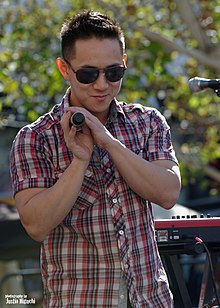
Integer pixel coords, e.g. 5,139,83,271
129,144,148,161
56,165,100,211
74,168,100,210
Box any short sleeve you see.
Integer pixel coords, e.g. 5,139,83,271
10,127,56,196
146,109,178,164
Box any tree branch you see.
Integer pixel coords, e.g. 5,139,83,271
173,0,212,51
137,26,220,69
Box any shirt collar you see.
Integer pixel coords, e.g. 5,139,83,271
107,99,126,124
63,87,72,110
52,87,71,123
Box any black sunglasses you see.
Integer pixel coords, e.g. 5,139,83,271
64,59,126,84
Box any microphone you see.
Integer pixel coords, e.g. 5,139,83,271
70,112,85,131
189,77,220,92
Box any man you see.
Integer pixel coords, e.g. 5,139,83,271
10,10,181,307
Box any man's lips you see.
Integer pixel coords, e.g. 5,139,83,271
92,94,108,101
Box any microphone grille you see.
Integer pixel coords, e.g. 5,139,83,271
188,77,201,92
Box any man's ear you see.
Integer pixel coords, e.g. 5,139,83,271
56,57,70,80
123,53,127,66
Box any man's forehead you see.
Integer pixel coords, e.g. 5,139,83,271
71,37,123,63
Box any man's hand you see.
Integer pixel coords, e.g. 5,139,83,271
61,110,94,161
62,107,116,152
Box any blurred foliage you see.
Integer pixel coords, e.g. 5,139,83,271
0,0,220,198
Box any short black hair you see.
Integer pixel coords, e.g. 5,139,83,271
60,10,125,60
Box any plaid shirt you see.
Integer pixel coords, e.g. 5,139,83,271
10,88,177,307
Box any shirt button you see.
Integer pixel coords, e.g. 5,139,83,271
119,230,124,236
85,170,92,177
112,198,117,203
106,168,111,173
120,294,125,300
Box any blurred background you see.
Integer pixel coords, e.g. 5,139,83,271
0,0,220,307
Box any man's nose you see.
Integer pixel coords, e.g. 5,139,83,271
93,72,109,90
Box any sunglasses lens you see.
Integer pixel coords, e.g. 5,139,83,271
75,66,125,84
106,66,125,82
76,69,99,84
